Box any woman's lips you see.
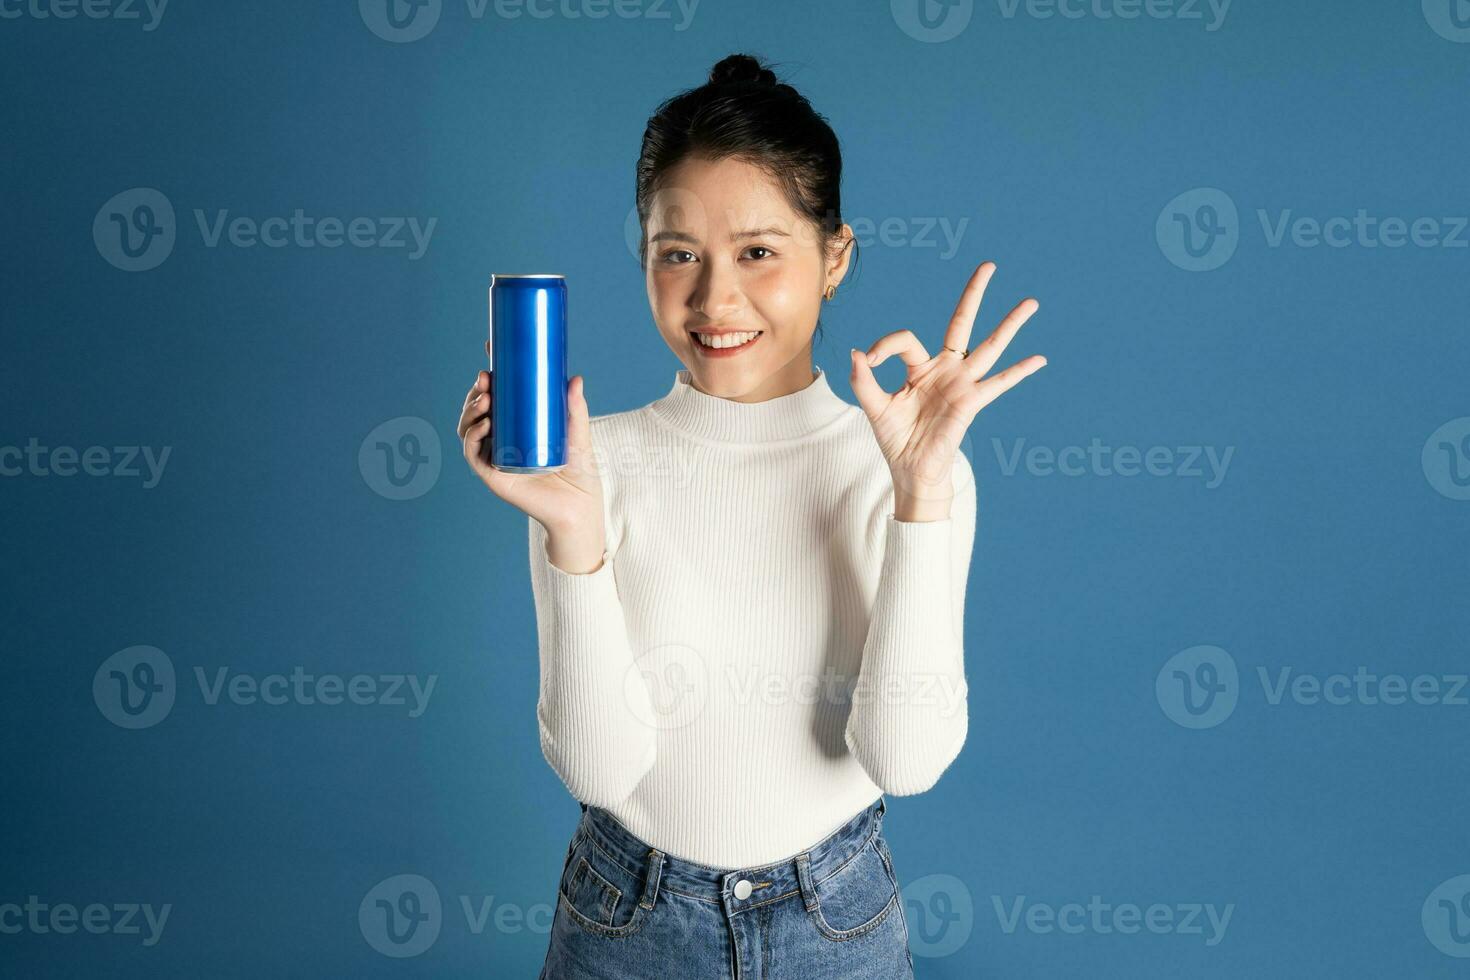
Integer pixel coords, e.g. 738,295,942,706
690,331,763,358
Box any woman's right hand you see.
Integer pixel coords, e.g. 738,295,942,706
459,349,607,572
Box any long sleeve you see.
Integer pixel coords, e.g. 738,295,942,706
844,451,977,795
527,516,657,809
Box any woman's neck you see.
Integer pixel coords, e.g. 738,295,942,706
650,359,849,445
686,349,818,403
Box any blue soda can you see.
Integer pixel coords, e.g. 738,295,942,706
488,274,568,472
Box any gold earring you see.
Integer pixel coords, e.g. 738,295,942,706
823,284,837,301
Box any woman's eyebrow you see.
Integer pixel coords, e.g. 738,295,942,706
731,226,789,240
649,226,790,244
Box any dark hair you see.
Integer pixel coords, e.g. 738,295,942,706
635,53,856,347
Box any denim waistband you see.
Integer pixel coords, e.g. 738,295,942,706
575,796,887,911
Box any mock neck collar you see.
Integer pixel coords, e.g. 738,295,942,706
648,366,852,444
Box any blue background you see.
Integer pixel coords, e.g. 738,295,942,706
3,0,1468,976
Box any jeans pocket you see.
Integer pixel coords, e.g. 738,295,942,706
555,830,652,938
806,835,901,942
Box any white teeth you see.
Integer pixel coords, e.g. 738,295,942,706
695,331,761,349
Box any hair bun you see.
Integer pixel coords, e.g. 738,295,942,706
708,53,778,88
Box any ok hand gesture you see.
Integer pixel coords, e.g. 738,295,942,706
850,262,1046,521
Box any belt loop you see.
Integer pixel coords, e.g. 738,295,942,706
638,849,665,911
795,853,820,912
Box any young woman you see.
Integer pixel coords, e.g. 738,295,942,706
459,53,1044,979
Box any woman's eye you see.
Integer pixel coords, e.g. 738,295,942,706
745,246,774,260
660,249,696,264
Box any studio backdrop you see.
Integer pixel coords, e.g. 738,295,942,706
3,1,1468,977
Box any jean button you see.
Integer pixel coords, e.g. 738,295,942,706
732,879,753,900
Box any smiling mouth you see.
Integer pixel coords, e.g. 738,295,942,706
690,330,763,354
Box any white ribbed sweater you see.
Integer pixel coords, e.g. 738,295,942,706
528,366,977,868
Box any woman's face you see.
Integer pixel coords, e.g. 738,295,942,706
643,155,852,402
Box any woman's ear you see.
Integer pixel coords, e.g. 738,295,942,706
826,223,855,288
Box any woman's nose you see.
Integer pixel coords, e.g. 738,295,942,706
691,261,744,320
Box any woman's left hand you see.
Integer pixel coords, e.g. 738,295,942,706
850,262,1047,522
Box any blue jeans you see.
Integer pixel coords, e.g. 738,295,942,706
538,796,914,979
